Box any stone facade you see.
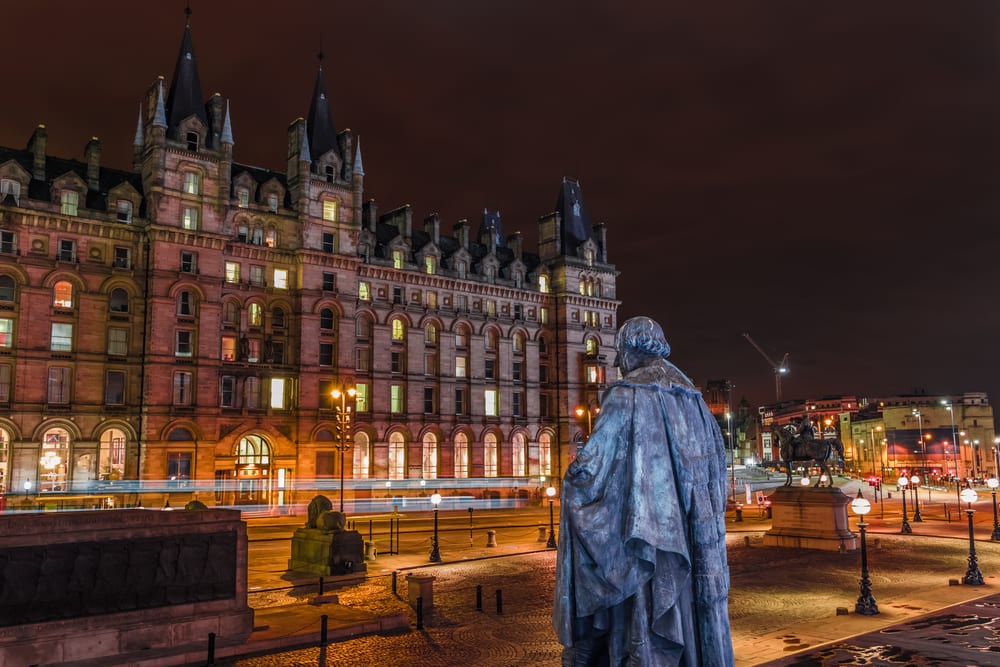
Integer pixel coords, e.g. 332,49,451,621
0,16,619,511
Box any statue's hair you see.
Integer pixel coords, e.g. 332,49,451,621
615,316,671,359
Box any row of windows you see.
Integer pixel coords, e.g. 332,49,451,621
0,427,127,494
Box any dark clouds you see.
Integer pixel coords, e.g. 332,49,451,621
3,1,1000,409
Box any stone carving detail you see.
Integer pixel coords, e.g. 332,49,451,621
306,494,333,529
0,531,237,627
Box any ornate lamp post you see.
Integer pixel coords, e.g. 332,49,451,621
897,475,912,534
850,490,878,615
429,492,442,562
988,478,1000,541
910,474,922,522
546,486,558,549
960,488,984,585
942,400,960,478
331,386,357,513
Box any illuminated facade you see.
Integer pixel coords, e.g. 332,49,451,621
0,17,619,508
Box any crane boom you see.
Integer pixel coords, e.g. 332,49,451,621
742,333,789,402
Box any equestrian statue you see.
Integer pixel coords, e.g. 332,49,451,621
771,416,844,488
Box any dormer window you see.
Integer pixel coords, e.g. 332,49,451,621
1,179,21,205
237,189,249,208
425,256,436,275
325,165,335,183
186,132,199,151
267,194,278,212
323,200,337,222
183,172,200,195
61,191,79,216
392,250,404,270
538,275,549,293
116,200,132,223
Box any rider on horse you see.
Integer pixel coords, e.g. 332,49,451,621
797,414,816,444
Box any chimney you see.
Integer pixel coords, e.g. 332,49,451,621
26,124,47,181
363,199,378,233
507,231,523,260
594,222,608,263
454,220,470,250
84,137,102,190
424,213,441,245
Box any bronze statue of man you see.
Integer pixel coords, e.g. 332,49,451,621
553,316,734,666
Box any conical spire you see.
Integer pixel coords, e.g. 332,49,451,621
153,80,167,128
221,100,234,145
133,103,144,146
299,120,312,163
353,137,364,175
306,51,340,161
165,6,208,138
555,178,594,251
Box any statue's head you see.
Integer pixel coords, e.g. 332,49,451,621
615,316,671,374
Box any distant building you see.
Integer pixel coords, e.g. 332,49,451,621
0,15,619,508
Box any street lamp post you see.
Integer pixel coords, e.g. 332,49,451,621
331,386,357,513
726,411,736,503
851,490,878,616
910,474,922,522
898,475,912,534
429,492,442,562
912,408,928,484
943,400,961,479
546,486,558,549
960,488,984,585
988,478,1000,541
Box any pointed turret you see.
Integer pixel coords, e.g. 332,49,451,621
300,120,312,164
132,104,144,173
153,80,167,128
555,178,594,251
133,104,144,147
306,52,340,162
221,100,234,145
353,137,365,176
165,6,208,140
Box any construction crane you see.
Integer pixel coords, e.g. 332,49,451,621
742,333,789,402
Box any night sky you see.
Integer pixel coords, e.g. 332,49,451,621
4,2,1000,411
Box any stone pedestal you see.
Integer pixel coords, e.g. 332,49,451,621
288,528,367,576
763,486,857,551
407,573,435,608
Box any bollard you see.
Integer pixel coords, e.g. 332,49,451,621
321,614,328,646
873,538,881,549
207,632,216,665
476,584,483,611
365,541,377,561
496,589,503,614
416,596,424,629
538,526,548,542
486,529,498,547
766,506,772,519
318,576,324,595
743,536,750,547
392,571,398,595
735,505,743,522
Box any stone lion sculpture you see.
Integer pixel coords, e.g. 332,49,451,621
306,494,333,529
317,510,347,533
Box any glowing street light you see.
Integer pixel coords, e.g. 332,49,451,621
331,385,357,513
960,488,984,585
910,474,922,522
897,475,912,534
988,478,1000,541
850,490,878,616
546,486,558,549
429,492,442,562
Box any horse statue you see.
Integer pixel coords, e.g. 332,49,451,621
770,423,844,488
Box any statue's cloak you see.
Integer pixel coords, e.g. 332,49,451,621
553,362,734,666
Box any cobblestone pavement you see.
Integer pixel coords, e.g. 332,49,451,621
218,520,1000,667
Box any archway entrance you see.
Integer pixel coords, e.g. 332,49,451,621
233,435,271,506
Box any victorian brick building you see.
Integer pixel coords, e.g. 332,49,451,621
0,16,619,509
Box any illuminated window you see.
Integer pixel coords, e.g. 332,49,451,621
391,319,405,341
586,338,598,355
323,200,338,222
454,433,469,478
182,207,198,230
0,179,21,205
249,303,262,327
39,427,69,491
50,323,73,351
484,388,499,417
455,356,467,378
99,428,126,480
265,229,276,247
392,250,404,269
513,332,524,352
355,383,369,412
273,268,288,290
422,433,438,479
183,172,200,195
225,262,240,283
513,433,526,476
53,281,73,308
388,432,406,480
539,433,552,475
116,200,132,223
353,432,370,478
484,433,498,477
61,191,79,216
390,384,404,414
237,189,249,207
358,281,370,300
425,323,437,344
425,256,436,274
270,378,286,409
538,275,549,293
0,319,11,348
221,336,237,361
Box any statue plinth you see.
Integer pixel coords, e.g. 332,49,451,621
288,528,367,576
763,486,857,551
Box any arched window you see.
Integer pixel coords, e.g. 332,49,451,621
352,432,371,479
422,433,438,479
223,301,239,325
539,433,552,476
356,315,372,338
391,318,405,341
484,433,498,478
454,433,469,479
236,434,270,465
320,308,334,330
0,427,9,494
513,332,524,353
248,303,262,327
40,427,70,493
585,338,598,355
0,276,14,302
272,307,286,329
388,432,406,480
513,433,526,477
425,323,437,344
109,287,129,313
53,280,73,308
485,329,498,351
99,428,126,480
539,336,549,356
176,290,194,316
